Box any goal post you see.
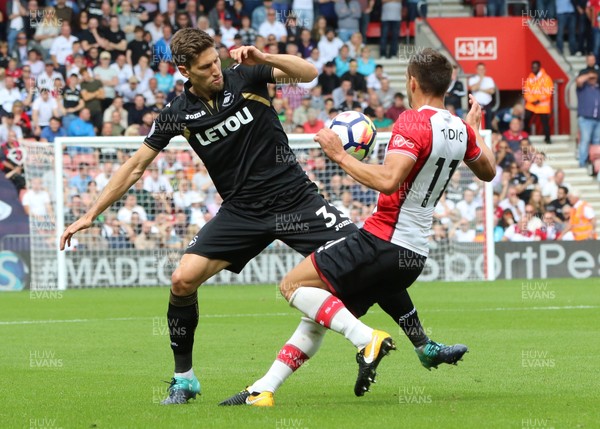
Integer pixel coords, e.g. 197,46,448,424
19,130,494,291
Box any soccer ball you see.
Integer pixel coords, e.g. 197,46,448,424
329,111,377,161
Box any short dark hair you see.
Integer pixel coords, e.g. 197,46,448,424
170,28,216,68
559,186,569,195
407,48,452,97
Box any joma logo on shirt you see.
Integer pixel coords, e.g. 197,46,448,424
195,107,253,146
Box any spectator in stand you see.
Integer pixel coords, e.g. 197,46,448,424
127,26,153,67
37,61,65,92
197,16,216,37
542,168,571,202
95,162,114,192
468,62,496,129
120,75,142,104
334,44,352,77
303,111,325,133
67,107,96,138
338,88,361,111
317,61,340,97
259,8,287,40
578,54,598,76
528,189,545,218
530,151,555,188
376,77,395,109
145,12,165,44
547,185,569,221
252,0,272,30
292,0,314,31
575,68,600,167
318,28,345,63
11,101,31,138
297,28,317,58
25,49,45,79
80,67,105,131
495,139,516,170
155,61,175,94
335,0,361,42
492,102,525,134
446,65,466,118
69,163,93,194
134,55,155,92
0,113,23,142
127,94,151,125
22,176,54,221
220,13,238,48
556,0,577,55
144,164,173,196
108,111,125,136
134,221,160,249
110,53,134,87
11,31,36,67
237,16,258,46
456,188,478,222
523,60,553,144
118,1,143,42
502,215,542,241
381,0,401,59
65,53,89,79
341,59,367,94
450,219,476,242
494,208,515,241
39,116,67,142
346,31,365,60
487,0,506,16
31,88,60,137
356,46,375,77
167,79,185,103
502,117,529,152
0,76,21,117
372,105,393,131
118,194,148,224
94,51,119,109
540,210,562,240
576,1,593,56
138,111,154,136
174,11,193,33
153,25,174,64
385,92,406,122
142,78,160,106
293,95,317,126
560,190,597,240
78,17,104,54
513,137,536,167
499,184,525,220
511,159,539,203
103,15,128,60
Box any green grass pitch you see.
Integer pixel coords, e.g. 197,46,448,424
1,279,598,429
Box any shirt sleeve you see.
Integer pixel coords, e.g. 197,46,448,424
463,121,482,162
234,63,275,86
144,102,182,152
385,111,426,161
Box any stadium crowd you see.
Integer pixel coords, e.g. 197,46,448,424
0,0,597,252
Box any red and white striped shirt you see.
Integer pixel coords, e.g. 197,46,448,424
364,106,481,256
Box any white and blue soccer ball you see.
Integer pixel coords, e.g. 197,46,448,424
329,111,377,161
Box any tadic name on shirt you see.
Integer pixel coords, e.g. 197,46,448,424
196,106,254,146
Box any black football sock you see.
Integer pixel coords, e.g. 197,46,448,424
167,290,199,374
379,289,429,348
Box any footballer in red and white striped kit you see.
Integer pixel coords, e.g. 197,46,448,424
223,48,496,404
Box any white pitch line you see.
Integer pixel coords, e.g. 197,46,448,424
0,306,597,326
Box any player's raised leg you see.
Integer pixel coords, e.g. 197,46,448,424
161,254,230,405
283,256,396,396
378,289,468,370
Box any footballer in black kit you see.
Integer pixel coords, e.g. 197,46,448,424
145,63,356,272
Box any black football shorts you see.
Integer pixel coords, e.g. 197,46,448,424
311,229,427,317
185,184,358,273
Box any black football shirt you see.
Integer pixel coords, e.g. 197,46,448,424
144,64,307,203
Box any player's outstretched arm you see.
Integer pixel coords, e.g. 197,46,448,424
315,128,413,195
60,144,159,250
465,94,496,182
229,45,318,83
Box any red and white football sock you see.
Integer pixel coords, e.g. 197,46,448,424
249,317,326,393
289,287,373,349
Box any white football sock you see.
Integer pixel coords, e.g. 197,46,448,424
289,287,373,349
249,317,326,393
174,368,195,379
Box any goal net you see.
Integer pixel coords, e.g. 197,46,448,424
19,131,493,290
